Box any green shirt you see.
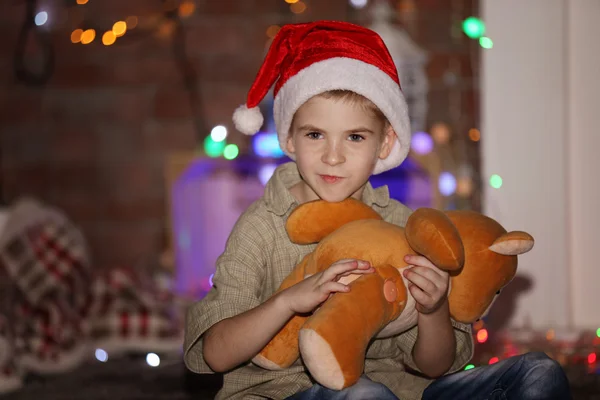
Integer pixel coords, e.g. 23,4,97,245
184,162,473,400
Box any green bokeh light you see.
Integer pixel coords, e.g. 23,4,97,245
490,174,503,189
223,144,239,160
479,37,494,49
204,136,226,158
464,364,475,370
462,17,486,39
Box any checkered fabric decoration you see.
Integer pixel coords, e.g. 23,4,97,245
12,293,89,375
0,198,183,387
0,199,90,307
87,267,183,355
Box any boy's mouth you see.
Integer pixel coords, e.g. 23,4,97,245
319,175,343,184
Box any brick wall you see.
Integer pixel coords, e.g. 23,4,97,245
0,0,477,270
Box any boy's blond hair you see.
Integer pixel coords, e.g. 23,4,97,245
313,90,389,128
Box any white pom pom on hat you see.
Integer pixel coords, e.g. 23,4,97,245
233,105,264,135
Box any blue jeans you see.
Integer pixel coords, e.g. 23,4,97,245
286,376,398,400
423,352,571,400
287,352,571,400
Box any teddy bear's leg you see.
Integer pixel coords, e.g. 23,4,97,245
405,208,465,272
253,313,308,369
252,255,313,370
299,265,407,390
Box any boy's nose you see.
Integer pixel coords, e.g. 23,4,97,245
321,143,346,166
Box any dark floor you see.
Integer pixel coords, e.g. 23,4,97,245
2,358,599,399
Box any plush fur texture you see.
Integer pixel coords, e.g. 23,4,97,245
253,199,534,389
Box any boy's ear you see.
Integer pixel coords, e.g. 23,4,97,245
378,124,397,160
286,133,296,154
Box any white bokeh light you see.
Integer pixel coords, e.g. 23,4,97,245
146,352,160,367
210,125,228,142
35,11,48,26
349,0,368,9
95,348,108,362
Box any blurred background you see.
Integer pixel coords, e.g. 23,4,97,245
0,0,598,398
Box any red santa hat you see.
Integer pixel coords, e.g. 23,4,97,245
233,20,411,174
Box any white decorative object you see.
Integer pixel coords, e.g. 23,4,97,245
369,0,429,133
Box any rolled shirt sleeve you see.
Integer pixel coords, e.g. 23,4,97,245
184,209,269,373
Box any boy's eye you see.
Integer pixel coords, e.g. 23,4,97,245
349,134,365,142
306,131,322,139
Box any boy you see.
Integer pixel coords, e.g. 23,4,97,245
185,21,570,399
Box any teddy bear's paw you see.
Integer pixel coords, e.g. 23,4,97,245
405,208,464,271
251,354,287,370
299,328,347,390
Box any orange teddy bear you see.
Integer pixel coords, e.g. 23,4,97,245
253,199,534,390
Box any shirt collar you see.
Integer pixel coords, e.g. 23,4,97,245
264,162,390,216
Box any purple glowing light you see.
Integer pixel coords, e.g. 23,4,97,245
411,132,434,155
439,172,457,196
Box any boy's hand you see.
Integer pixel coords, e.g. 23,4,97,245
282,259,375,314
402,255,449,315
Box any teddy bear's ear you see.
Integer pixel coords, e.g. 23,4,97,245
286,199,382,244
489,231,534,255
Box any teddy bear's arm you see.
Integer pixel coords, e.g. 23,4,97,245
286,199,382,245
405,208,465,271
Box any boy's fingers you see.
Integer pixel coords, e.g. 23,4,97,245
337,267,375,278
408,283,431,304
405,255,448,277
404,266,445,287
323,260,359,280
403,268,437,294
321,281,350,294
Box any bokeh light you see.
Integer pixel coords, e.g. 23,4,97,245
476,329,489,344
411,132,434,155
146,353,160,367
253,133,284,158
431,123,451,145
210,125,227,142
469,128,481,141
204,136,225,158
439,172,457,196
102,31,116,46
290,1,307,13
178,1,196,18
71,29,83,43
266,25,281,38
35,12,48,26
81,29,96,44
95,349,108,362
490,174,503,189
462,17,486,39
126,16,138,29
349,0,369,9
223,144,239,160
112,21,127,37
480,37,494,49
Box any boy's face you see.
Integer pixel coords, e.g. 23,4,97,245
286,96,397,203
